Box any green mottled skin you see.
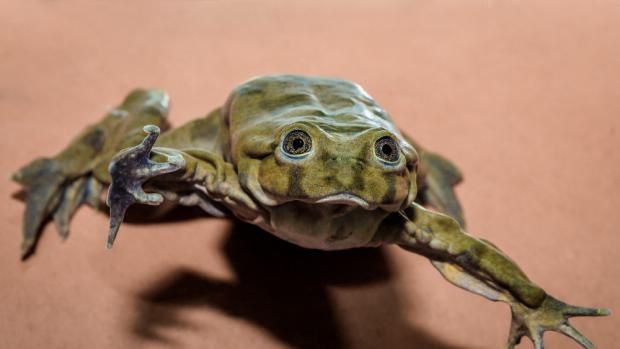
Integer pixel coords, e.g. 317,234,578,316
13,75,609,348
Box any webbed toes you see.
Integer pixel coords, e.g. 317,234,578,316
14,158,104,258
506,295,610,349
106,125,184,248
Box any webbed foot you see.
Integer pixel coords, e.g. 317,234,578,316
506,295,610,349
13,159,103,258
106,125,185,248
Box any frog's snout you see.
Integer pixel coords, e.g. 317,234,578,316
120,89,170,117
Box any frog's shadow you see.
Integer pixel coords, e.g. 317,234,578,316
131,212,470,349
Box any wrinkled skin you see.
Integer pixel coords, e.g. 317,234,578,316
13,75,610,348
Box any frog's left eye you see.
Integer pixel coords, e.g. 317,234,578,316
282,130,312,156
374,136,400,163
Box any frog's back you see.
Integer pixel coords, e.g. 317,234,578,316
224,75,402,138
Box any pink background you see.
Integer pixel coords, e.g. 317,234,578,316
1,1,619,348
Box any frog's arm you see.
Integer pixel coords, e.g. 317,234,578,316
387,202,610,349
105,125,264,248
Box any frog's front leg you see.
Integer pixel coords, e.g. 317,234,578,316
388,202,610,349
106,125,261,248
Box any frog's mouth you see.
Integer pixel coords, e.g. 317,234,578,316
244,173,382,211
315,193,374,210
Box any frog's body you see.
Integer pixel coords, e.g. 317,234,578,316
222,76,418,249
13,75,609,349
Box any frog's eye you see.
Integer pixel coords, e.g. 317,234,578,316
282,130,312,156
374,136,400,163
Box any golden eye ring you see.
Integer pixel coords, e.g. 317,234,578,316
282,130,312,156
374,136,400,163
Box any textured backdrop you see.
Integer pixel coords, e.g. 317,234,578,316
1,1,619,348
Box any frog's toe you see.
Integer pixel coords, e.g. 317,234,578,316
564,304,611,317
505,327,542,349
21,185,61,258
504,319,526,349
558,323,594,349
106,125,184,248
106,188,138,249
16,159,66,258
52,177,88,239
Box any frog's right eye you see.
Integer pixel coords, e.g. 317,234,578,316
282,130,312,156
374,136,400,163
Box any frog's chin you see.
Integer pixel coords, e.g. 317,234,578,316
265,201,390,250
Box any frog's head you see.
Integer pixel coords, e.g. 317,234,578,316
229,76,418,213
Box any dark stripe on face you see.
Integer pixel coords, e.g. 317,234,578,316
287,166,306,198
318,149,333,164
352,147,368,192
352,166,365,192
382,174,396,204
323,174,338,187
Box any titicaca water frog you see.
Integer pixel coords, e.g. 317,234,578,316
13,75,609,348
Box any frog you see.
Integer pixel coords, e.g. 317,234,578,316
13,75,610,349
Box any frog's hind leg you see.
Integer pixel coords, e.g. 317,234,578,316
394,203,610,349
13,89,170,258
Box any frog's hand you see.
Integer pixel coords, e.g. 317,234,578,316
106,125,184,248
12,159,104,258
106,125,261,248
395,202,610,349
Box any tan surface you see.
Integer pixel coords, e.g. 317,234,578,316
1,1,619,348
